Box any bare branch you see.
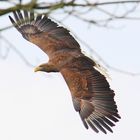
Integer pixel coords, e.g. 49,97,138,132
0,34,35,67
0,0,37,16
0,0,140,76
35,1,140,9
0,25,13,32
76,35,140,76
51,18,140,76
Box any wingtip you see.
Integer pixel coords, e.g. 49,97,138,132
9,15,14,23
9,14,20,31
117,114,121,119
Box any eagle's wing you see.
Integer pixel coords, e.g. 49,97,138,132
9,10,81,54
60,56,120,134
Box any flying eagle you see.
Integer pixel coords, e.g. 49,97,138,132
9,10,120,134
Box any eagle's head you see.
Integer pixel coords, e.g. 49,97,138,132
34,63,58,73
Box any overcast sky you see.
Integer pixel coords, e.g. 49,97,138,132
0,1,140,140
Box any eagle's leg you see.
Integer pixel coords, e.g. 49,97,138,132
34,63,59,73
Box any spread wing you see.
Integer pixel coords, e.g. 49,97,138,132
61,56,120,134
9,10,81,55
9,10,120,134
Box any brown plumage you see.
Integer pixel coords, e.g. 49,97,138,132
9,10,120,134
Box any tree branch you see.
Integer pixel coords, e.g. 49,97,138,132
0,0,37,16
0,0,140,76
35,1,140,9
52,18,140,76
0,34,35,67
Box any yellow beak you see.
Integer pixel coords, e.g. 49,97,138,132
34,66,42,72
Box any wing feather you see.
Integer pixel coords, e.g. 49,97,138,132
9,10,80,54
17,10,24,21
30,11,34,22
23,10,29,22
61,56,120,134
87,119,99,133
13,11,21,24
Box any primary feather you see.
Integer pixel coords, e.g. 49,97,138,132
9,10,120,134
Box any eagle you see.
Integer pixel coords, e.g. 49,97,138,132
9,10,120,134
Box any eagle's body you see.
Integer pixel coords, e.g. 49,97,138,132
9,10,120,134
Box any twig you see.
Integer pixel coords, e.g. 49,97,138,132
0,0,37,16
77,36,140,76
0,34,35,67
0,0,140,76
54,22,140,76
0,25,13,32
35,1,140,9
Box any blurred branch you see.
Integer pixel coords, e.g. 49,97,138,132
74,33,140,76
0,0,37,16
0,0,140,76
0,34,35,67
0,0,140,15
0,0,140,30
53,18,140,76
35,1,140,9
0,25,12,32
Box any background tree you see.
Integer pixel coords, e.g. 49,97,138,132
0,0,140,75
